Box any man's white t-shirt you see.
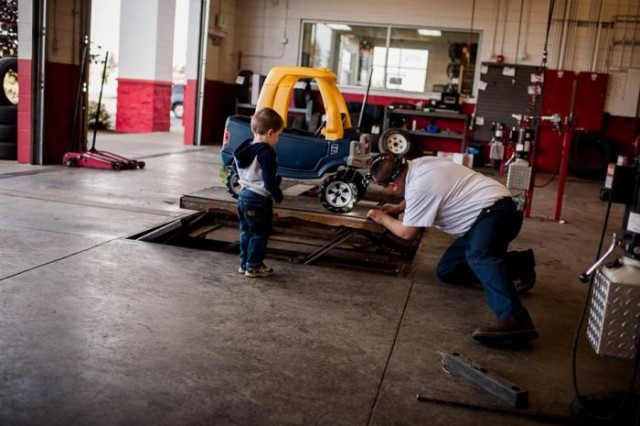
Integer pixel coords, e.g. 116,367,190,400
402,157,512,236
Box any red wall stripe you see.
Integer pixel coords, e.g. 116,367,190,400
17,59,32,163
116,78,171,133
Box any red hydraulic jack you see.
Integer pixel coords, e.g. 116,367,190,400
63,149,145,170
63,51,145,171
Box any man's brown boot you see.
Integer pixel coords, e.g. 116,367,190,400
472,316,539,344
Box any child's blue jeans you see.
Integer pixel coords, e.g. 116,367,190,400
237,189,273,270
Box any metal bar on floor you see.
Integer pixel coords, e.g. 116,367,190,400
296,228,358,265
441,352,529,408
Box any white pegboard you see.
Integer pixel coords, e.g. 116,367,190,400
605,69,640,118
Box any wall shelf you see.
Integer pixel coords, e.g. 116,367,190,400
383,107,469,155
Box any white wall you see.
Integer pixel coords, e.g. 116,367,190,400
119,0,176,81
18,0,33,61
227,0,640,96
232,0,552,73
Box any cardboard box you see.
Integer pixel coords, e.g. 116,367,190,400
453,153,474,168
436,151,455,161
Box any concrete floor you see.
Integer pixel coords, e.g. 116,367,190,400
0,129,636,425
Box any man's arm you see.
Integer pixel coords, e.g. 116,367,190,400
367,209,422,240
380,200,406,216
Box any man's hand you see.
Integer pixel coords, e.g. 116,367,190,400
367,208,387,224
379,200,406,217
367,208,421,241
380,204,401,217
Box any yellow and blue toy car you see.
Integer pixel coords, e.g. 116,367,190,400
221,66,372,213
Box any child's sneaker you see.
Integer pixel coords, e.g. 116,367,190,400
238,266,246,274
245,264,274,278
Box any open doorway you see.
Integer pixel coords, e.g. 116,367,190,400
89,0,190,144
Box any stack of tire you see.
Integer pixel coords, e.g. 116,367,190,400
0,57,18,160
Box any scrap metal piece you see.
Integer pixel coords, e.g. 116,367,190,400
442,352,528,408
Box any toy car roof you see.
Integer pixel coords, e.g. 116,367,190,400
256,66,351,141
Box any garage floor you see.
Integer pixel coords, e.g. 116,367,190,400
0,131,635,425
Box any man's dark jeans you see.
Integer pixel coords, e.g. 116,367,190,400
435,198,530,321
237,189,273,271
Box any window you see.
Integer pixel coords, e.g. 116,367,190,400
300,22,479,95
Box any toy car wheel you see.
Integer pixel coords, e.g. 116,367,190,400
337,170,368,201
226,169,241,199
319,174,359,213
137,161,146,169
63,157,76,167
379,128,411,155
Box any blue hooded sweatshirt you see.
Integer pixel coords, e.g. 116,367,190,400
232,138,283,203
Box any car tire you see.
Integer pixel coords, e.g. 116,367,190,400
379,128,411,155
172,102,184,119
0,57,18,106
0,105,17,124
319,173,359,213
568,131,614,180
226,169,241,199
0,141,17,160
0,124,17,142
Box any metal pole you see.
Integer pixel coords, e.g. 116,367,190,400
524,0,555,219
70,35,89,152
89,51,108,152
194,0,211,146
34,0,47,164
591,0,606,72
383,27,390,90
357,67,373,130
554,115,575,221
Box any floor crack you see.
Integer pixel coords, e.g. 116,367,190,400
366,279,415,426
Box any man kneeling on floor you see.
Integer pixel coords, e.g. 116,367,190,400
366,153,538,345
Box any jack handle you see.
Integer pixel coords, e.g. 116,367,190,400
539,113,562,133
579,233,618,283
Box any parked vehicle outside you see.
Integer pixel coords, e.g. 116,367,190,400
171,84,184,118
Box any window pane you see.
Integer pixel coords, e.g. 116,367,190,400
301,22,480,95
302,23,387,88
384,48,428,91
391,26,479,94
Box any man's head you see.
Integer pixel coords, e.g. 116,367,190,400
252,107,284,147
368,153,407,195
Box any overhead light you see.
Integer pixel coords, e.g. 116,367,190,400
418,29,442,37
327,24,352,31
